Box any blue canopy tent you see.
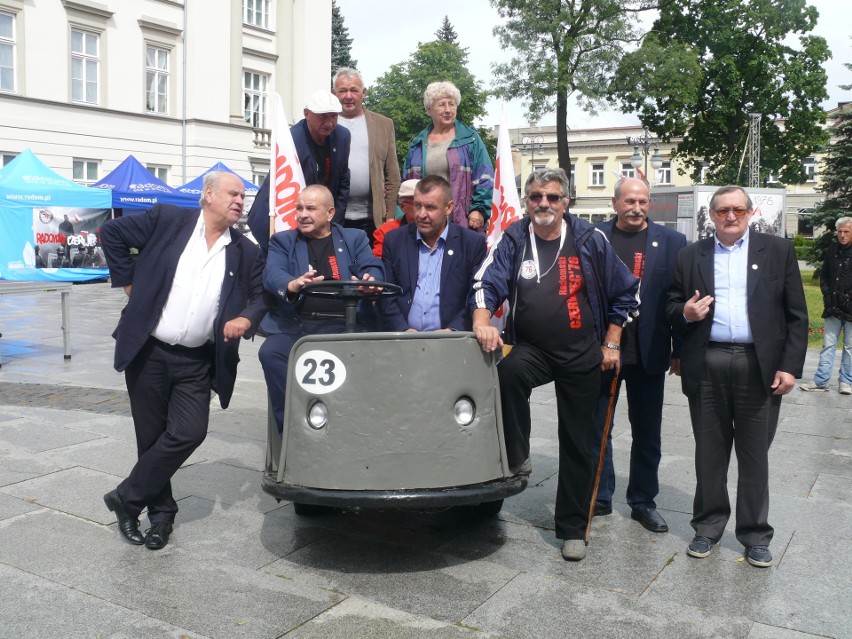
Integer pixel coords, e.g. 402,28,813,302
0,149,111,282
177,162,259,197
92,155,197,211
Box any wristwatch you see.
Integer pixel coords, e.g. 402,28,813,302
603,341,621,351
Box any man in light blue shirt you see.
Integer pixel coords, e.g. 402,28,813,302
381,175,486,332
666,185,808,569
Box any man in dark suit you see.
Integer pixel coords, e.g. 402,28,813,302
592,178,687,533
666,185,808,568
100,171,265,550
248,90,351,252
381,175,486,332
259,184,383,431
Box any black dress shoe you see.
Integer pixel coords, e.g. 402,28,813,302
145,522,173,550
630,506,668,533
594,503,613,517
103,490,145,545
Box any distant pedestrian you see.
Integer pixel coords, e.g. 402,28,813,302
800,216,852,395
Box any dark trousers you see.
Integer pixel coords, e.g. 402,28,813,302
258,321,346,431
118,339,213,524
343,218,376,247
687,344,780,548
592,365,665,509
498,343,600,540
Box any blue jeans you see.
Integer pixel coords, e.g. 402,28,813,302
813,316,852,386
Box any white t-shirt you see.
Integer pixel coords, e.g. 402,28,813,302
337,114,371,220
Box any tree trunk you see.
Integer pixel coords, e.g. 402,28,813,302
555,90,574,202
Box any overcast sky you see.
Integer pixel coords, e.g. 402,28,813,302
336,0,851,130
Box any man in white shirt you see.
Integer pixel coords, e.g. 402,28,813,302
100,171,265,550
333,67,400,245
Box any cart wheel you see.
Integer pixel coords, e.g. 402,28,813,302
472,499,503,517
293,502,327,516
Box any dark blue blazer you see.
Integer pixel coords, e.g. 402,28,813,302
261,223,383,336
100,204,266,408
247,120,351,253
596,218,687,374
381,222,486,332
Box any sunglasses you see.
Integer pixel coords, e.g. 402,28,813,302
527,192,564,205
712,206,750,218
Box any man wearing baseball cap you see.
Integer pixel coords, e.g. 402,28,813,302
248,90,351,253
372,178,419,258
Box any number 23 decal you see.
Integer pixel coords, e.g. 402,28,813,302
295,350,346,394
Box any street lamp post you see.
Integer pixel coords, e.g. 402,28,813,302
626,126,663,182
521,135,544,182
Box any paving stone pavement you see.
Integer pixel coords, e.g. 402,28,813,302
1,282,850,639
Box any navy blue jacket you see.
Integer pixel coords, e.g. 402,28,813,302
261,223,383,336
595,218,687,374
471,214,640,344
100,204,266,408
381,222,486,331
247,120,351,253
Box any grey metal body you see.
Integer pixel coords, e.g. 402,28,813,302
262,331,526,508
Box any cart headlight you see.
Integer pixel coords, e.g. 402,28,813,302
453,397,475,426
307,401,328,430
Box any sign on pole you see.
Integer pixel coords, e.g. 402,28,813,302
269,93,306,234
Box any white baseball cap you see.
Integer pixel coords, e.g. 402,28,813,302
304,90,343,114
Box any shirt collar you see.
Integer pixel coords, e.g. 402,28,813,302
715,228,749,252
415,223,449,249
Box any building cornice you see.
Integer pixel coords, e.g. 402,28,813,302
61,0,113,20
138,16,183,37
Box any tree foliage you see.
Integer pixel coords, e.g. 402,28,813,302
365,39,494,167
331,0,357,76
610,0,830,186
490,0,656,182
435,15,459,45
806,76,852,267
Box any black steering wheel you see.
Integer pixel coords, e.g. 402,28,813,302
303,280,402,332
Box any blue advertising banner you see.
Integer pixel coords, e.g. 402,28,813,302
0,149,111,282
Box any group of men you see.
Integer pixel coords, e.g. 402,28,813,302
96,67,815,568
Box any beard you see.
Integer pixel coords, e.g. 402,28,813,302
532,209,557,227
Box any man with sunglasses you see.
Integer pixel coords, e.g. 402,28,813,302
471,168,640,562
666,185,808,568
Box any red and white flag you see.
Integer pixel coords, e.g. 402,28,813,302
268,93,306,234
487,104,523,249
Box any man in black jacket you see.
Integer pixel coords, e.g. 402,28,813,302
100,171,265,550
800,216,852,394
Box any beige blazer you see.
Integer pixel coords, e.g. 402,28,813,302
364,109,401,226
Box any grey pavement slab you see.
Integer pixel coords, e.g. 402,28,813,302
0,284,850,639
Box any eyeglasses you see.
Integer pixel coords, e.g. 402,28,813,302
527,192,564,204
712,206,750,218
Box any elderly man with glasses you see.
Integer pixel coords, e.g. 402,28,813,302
666,185,808,568
470,168,640,561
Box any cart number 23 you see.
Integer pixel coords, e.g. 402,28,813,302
295,350,347,394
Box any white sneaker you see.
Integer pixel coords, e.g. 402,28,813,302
840,382,852,395
799,381,829,392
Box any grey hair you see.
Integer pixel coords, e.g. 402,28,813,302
613,177,649,200
835,216,852,229
199,170,226,207
423,81,461,111
709,185,753,212
332,66,363,86
524,168,570,199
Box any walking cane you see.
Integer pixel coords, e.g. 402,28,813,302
585,371,619,543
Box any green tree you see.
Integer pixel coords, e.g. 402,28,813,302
331,0,357,76
806,65,852,268
490,0,656,185
435,15,459,45
365,39,494,167
611,0,830,186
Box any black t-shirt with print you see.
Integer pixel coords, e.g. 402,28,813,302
300,234,345,316
514,228,600,369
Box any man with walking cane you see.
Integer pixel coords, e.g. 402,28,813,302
471,168,639,561
591,177,687,532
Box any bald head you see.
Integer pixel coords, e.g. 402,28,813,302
612,177,650,233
